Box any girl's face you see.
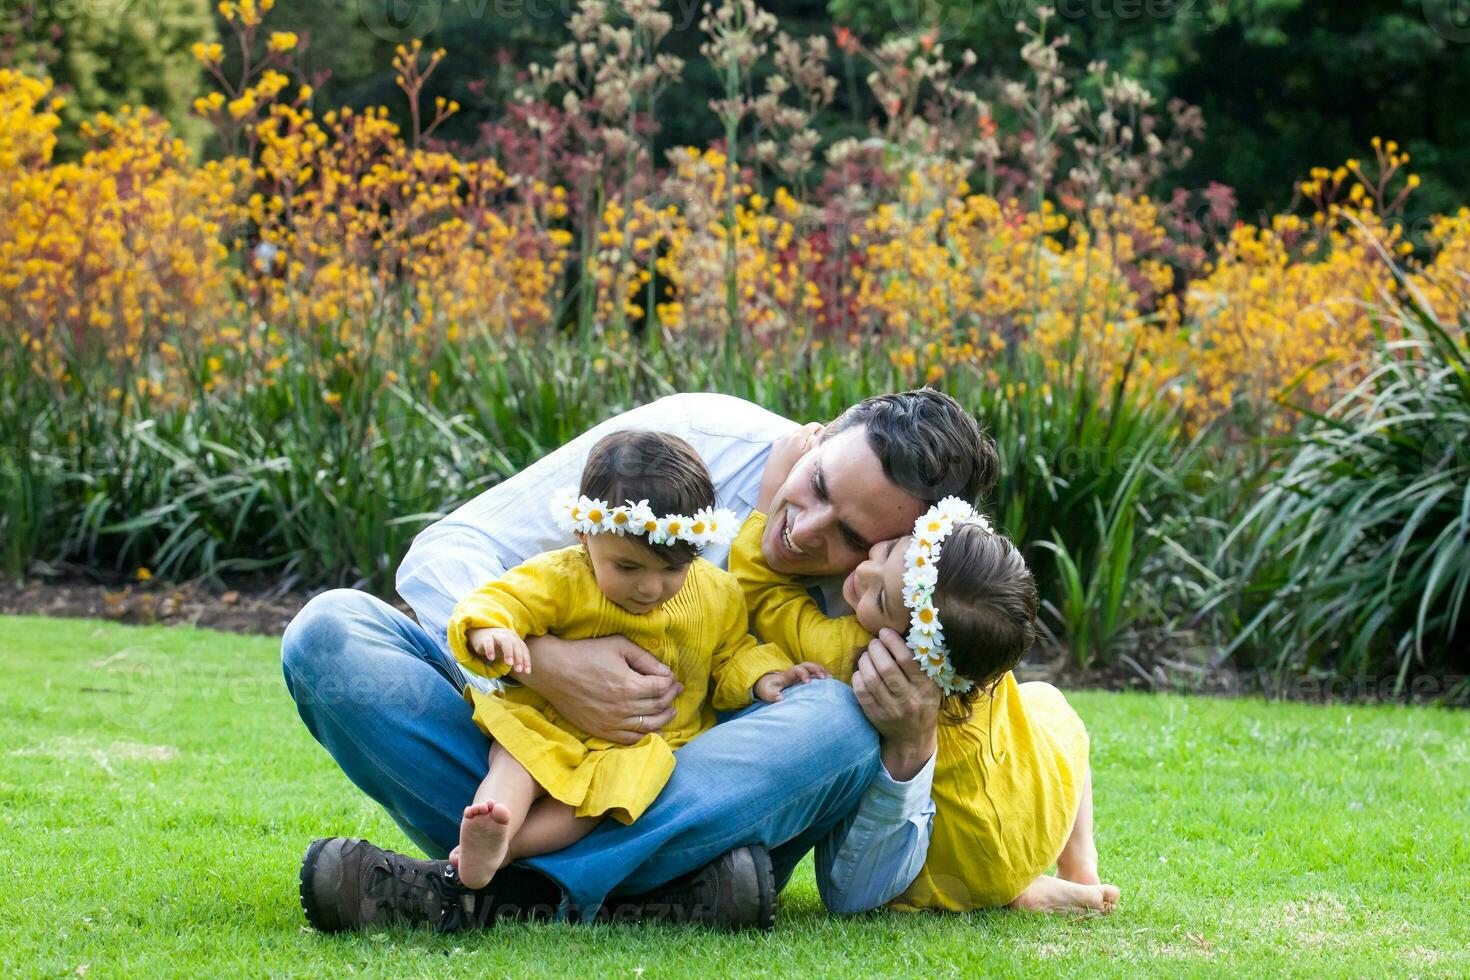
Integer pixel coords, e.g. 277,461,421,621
840,534,914,636
581,532,692,615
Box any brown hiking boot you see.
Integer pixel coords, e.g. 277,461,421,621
298,837,557,933
601,844,778,931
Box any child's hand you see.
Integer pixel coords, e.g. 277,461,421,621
467,627,531,674
754,661,831,703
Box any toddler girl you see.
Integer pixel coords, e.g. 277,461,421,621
732,490,1120,914
446,429,824,889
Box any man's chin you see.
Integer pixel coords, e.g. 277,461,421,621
762,541,831,577
762,541,800,575
762,542,791,574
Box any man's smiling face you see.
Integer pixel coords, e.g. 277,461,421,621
761,426,930,576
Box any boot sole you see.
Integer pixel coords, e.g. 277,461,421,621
299,837,345,933
727,844,777,932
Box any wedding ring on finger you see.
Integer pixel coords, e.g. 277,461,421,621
637,714,645,733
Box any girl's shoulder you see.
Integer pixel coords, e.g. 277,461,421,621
513,543,594,580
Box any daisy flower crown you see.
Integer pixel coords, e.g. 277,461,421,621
903,496,994,696
551,486,738,550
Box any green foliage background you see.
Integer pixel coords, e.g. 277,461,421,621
0,0,217,154
7,0,1464,211
224,0,1470,216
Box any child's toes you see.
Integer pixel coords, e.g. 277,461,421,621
1101,884,1120,911
489,802,513,826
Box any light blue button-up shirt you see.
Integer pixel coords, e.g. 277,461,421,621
396,391,932,912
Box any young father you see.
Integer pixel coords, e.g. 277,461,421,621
282,388,995,931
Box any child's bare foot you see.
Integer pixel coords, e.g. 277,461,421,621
1010,874,1121,914
1057,823,1101,886
1057,853,1101,886
457,800,513,889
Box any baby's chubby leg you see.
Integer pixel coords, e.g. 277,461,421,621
455,744,542,889
510,798,600,861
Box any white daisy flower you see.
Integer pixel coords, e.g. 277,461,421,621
916,512,956,540
907,545,941,575
581,497,612,532
909,605,943,641
653,514,691,546
571,495,610,534
904,583,934,608
913,642,950,681
910,535,942,561
935,495,974,523
550,487,580,532
606,504,634,535
688,507,718,547
614,499,655,538
706,507,738,545
903,563,938,593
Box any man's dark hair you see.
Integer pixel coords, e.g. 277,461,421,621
579,429,715,565
823,388,996,504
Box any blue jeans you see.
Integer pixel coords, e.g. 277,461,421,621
280,589,880,915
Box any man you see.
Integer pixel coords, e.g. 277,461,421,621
282,388,996,931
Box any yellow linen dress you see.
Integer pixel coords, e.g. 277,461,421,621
731,511,1088,909
448,544,793,825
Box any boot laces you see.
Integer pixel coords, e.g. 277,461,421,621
365,854,463,928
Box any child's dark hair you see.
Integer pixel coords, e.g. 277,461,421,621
931,524,1039,722
579,429,716,566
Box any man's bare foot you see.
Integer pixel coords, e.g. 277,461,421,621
1010,874,1121,914
457,800,513,889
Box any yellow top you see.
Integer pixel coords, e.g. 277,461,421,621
732,511,1087,909
447,543,794,823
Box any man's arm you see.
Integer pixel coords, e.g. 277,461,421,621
516,634,683,743
854,629,941,781
815,754,936,914
816,629,943,912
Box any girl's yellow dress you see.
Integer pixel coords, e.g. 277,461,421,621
448,544,793,825
731,511,1088,910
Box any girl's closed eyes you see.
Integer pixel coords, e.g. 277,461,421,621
840,535,913,635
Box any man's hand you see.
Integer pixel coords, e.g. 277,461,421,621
466,627,531,674
758,421,824,513
516,634,683,744
852,628,940,781
753,661,832,703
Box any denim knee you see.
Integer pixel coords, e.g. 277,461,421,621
783,678,879,762
281,588,372,684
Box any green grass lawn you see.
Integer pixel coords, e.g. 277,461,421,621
2,614,1467,977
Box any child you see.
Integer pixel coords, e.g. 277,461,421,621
731,491,1120,914
445,429,826,890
